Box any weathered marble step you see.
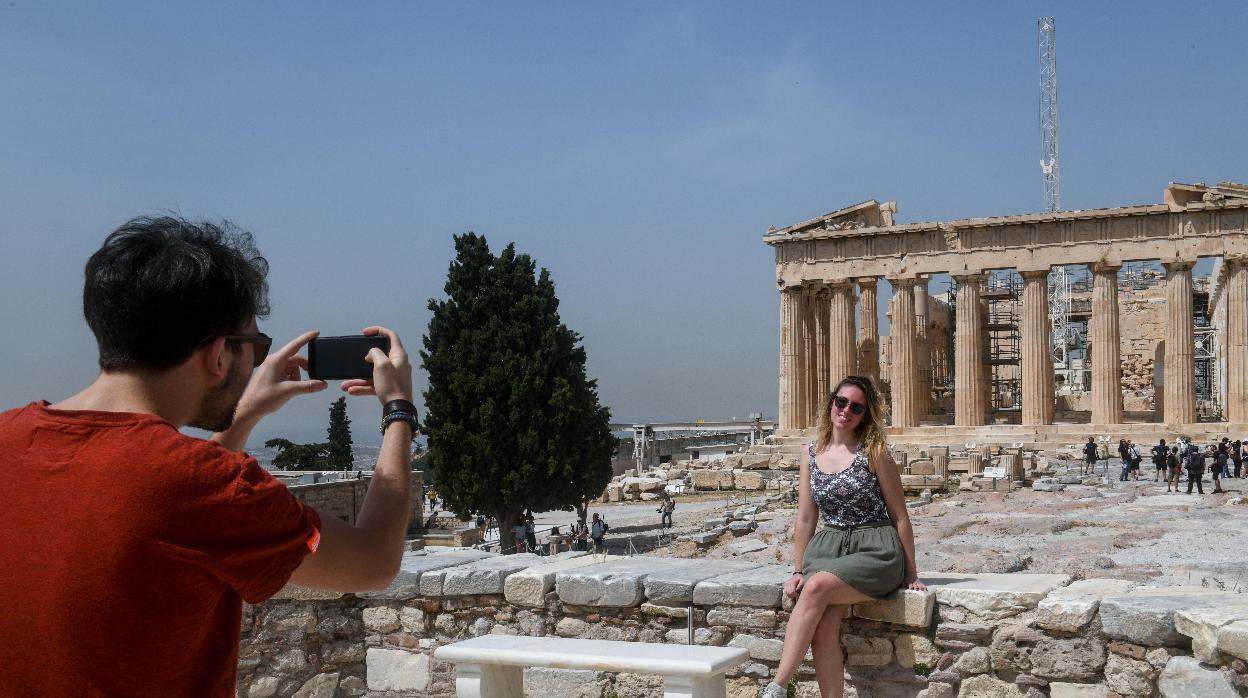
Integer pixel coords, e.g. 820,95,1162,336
692,565,792,608
556,558,693,607
504,553,609,607
419,553,544,596
359,548,496,600
1100,587,1243,647
926,572,1071,620
643,560,762,605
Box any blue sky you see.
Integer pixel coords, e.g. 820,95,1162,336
2,2,1245,446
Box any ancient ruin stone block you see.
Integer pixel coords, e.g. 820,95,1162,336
852,588,935,627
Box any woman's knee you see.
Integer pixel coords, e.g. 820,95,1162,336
811,607,846,647
803,572,848,602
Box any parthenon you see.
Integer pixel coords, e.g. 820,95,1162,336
765,180,1248,445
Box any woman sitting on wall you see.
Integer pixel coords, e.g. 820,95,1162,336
761,375,926,698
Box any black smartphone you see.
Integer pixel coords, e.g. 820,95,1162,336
308,335,390,380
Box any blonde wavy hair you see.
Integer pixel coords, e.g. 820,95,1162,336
814,375,890,468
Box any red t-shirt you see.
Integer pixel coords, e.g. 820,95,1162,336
0,402,321,697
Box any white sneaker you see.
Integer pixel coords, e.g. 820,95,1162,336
761,681,787,698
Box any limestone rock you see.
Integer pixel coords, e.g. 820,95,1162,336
362,607,399,633
365,649,429,692
1158,656,1237,698
734,471,764,489
1104,653,1155,697
692,470,734,490
728,539,768,556
919,684,956,698
556,558,685,607
728,633,785,662
930,573,1070,620
1100,591,1239,646
693,565,791,608
937,623,993,642
895,634,941,669
644,560,760,605
957,674,1025,698
292,673,338,698
1048,684,1108,698
522,668,608,698
247,676,280,698
1036,578,1135,632
843,633,893,666
421,553,542,596
705,606,778,629
853,588,936,627
952,646,991,676
1028,638,1106,681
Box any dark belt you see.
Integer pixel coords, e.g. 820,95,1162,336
823,519,894,557
823,519,893,531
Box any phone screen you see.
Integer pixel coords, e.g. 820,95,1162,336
308,335,390,380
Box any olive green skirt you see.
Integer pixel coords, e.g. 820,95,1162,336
801,520,905,599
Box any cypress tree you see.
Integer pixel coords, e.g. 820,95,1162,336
325,396,354,470
421,233,615,547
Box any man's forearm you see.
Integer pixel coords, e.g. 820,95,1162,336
355,423,414,570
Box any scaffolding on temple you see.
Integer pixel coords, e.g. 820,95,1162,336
1194,289,1222,421
984,270,1022,411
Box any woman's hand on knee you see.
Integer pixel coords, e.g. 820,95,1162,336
904,574,927,591
784,573,804,598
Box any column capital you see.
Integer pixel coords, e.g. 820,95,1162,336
1162,260,1196,272
854,277,879,289
1019,269,1051,280
887,276,919,289
1091,262,1122,274
951,271,988,283
825,278,855,290
1225,255,1248,269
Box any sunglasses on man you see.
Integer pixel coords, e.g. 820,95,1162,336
218,332,273,367
833,395,866,416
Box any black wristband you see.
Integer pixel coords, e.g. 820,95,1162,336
381,410,418,436
383,399,418,419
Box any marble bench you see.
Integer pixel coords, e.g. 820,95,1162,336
433,635,750,698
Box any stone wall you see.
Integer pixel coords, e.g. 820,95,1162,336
238,550,1248,697
285,473,424,532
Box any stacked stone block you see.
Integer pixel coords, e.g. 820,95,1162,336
239,551,1248,697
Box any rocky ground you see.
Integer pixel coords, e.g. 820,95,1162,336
630,458,1248,593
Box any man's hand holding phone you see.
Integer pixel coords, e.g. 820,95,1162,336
338,326,413,405
213,330,329,451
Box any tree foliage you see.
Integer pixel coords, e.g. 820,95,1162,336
265,398,356,471
325,396,354,470
421,233,615,535
263,438,330,471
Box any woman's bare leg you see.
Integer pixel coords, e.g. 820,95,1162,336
810,605,848,698
773,573,870,687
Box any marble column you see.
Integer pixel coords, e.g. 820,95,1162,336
806,287,823,426
857,278,880,381
914,277,931,419
1020,270,1055,425
1162,261,1196,425
954,273,988,426
1226,258,1248,423
813,287,830,419
779,287,799,430
797,287,814,428
828,280,858,388
1091,264,1124,425
889,278,920,427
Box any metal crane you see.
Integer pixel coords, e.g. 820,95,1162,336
1038,17,1061,213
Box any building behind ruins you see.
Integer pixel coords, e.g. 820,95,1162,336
764,181,1248,447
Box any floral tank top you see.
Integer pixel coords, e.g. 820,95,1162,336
808,442,889,527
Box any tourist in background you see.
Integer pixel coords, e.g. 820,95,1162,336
762,376,924,698
574,517,589,551
524,510,538,552
1151,439,1168,482
1117,439,1130,482
1186,445,1206,495
590,512,607,552
1219,438,1232,478
511,515,527,553
1166,446,1182,493
659,492,675,528
1232,440,1243,478
1083,437,1099,476
1212,444,1227,493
